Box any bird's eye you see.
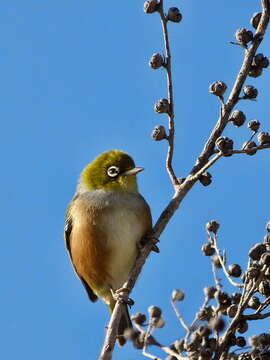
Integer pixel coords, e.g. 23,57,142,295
107,166,120,178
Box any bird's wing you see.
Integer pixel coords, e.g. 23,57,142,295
64,205,98,302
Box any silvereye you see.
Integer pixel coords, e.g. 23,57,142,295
64,150,152,345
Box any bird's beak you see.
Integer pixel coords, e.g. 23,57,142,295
121,167,144,176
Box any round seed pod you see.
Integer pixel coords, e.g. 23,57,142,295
197,325,212,338
204,286,217,299
228,264,242,277
172,289,185,302
248,296,261,310
253,53,269,68
152,125,167,141
215,290,230,305
131,312,146,325
258,333,270,347
249,335,259,348
257,132,270,145
148,305,162,318
199,172,212,186
154,98,170,114
235,28,253,45
209,81,227,97
236,336,246,347
229,110,246,127
227,304,238,318
206,220,220,233
167,7,182,23
215,136,233,156
248,120,260,132
259,281,270,297
243,85,258,99
260,252,270,266
250,12,262,29
149,53,164,69
242,141,257,156
231,292,241,304
266,221,270,233
202,243,215,256
143,0,158,13
249,243,266,260
209,317,225,333
237,320,248,334
249,65,263,78
196,306,213,322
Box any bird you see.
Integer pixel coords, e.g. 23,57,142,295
64,150,152,345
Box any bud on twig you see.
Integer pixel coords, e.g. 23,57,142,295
229,110,246,127
144,0,158,14
209,81,227,98
248,65,263,78
148,305,162,318
253,53,269,68
199,172,212,186
215,136,233,156
257,132,270,145
131,312,146,325
149,53,164,69
154,98,170,114
250,12,262,29
235,28,253,46
228,264,242,277
206,220,220,233
151,125,167,141
248,120,260,132
243,85,258,99
172,289,185,302
202,243,215,256
167,7,182,23
242,141,257,155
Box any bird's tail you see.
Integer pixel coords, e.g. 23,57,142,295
109,302,132,346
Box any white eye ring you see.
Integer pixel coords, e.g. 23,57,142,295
107,166,120,178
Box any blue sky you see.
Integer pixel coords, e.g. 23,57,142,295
1,1,270,359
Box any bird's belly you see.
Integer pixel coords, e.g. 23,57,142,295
103,209,144,291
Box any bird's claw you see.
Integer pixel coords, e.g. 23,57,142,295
139,234,160,253
111,288,134,307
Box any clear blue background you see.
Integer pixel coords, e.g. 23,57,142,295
1,1,269,359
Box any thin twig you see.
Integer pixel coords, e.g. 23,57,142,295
255,295,270,314
211,259,222,291
243,311,270,320
171,299,190,332
158,0,178,187
191,0,270,175
212,233,243,288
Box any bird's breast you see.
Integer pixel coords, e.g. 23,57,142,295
71,190,152,294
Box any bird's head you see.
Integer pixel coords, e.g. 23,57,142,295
79,150,143,193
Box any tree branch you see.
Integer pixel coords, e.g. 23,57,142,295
158,0,179,187
191,0,270,175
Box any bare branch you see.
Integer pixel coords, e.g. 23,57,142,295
171,299,190,333
191,0,270,175
158,0,179,187
212,233,243,288
243,311,270,320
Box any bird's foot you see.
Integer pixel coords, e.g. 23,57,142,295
139,233,160,253
111,288,134,307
